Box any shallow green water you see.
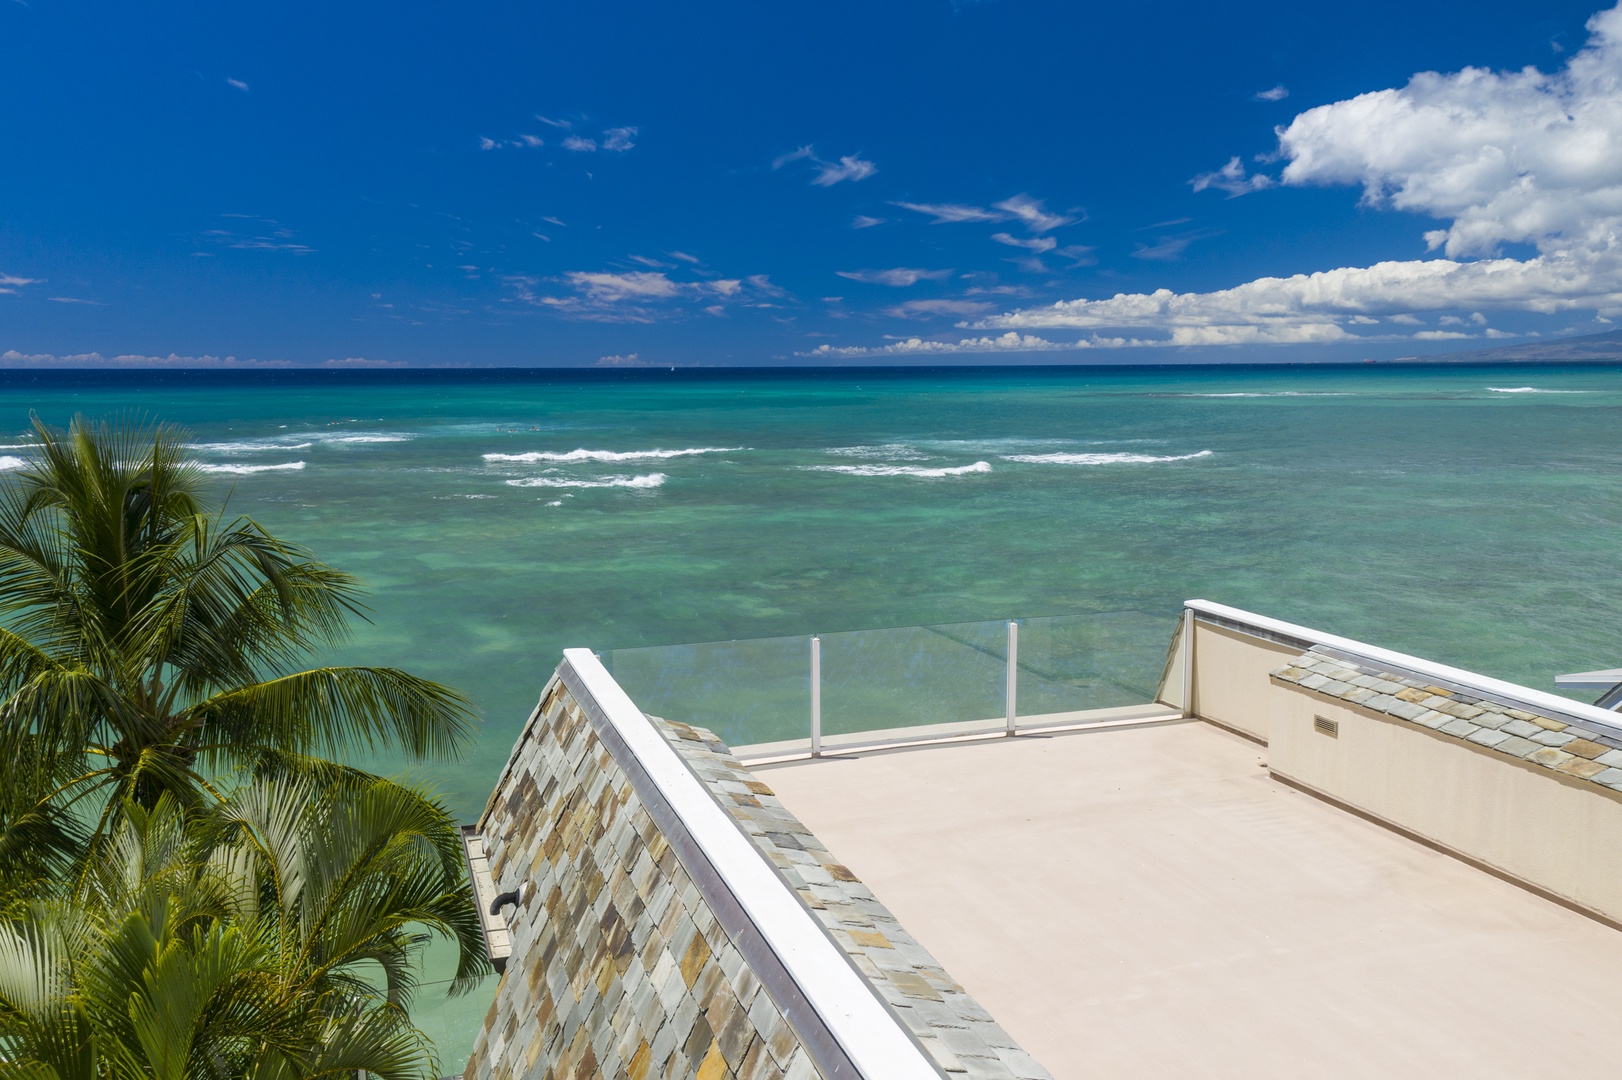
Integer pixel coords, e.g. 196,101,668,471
9,362,1622,1058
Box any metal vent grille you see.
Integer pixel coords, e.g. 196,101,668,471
1314,715,1339,738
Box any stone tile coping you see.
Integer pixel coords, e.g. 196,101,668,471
657,714,1053,1080
1273,648,1622,795
1190,599,1622,739
561,649,943,1080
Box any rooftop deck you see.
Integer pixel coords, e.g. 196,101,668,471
755,719,1622,1079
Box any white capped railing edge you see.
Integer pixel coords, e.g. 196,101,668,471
559,648,944,1080
1185,599,1622,738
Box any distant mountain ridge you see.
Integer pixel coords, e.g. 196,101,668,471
1409,328,1622,364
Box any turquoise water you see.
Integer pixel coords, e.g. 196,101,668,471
9,362,1622,1056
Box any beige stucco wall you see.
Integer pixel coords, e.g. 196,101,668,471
1186,621,1298,744
1269,686,1622,925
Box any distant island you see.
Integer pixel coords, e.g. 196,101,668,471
1410,328,1622,365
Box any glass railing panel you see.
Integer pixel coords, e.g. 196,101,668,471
820,619,1009,739
1014,610,1176,718
607,633,810,749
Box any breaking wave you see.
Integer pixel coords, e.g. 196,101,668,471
1001,450,1213,465
193,440,315,452
504,473,667,489
803,461,992,478
197,461,307,475
0,456,28,471
1487,386,1588,394
483,447,739,463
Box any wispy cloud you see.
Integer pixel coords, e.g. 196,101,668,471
835,267,953,287
1130,227,1223,261
1253,84,1289,102
0,273,40,295
884,299,997,319
991,233,1056,253
226,77,250,92
485,120,634,153
562,135,597,152
504,268,785,323
0,350,400,368
774,145,878,186
893,194,1075,232
851,215,886,229
201,216,313,253
601,127,637,151
535,115,572,130
47,296,101,305
1191,156,1274,197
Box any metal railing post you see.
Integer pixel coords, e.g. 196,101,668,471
810,635,822,757
1006,620,1019,735
1181,607,1196,719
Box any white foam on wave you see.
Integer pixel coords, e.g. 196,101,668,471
318,433,413,444
504,473,667,489
1002,450,1213,465
197,461,307,475
0,456,29,471
483,447,740,463
193,440,315,453
804,461,992,478
824,444,928,460
1487,386,1588,394
1186,392,1348,398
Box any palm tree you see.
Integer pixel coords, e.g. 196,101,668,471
0,774,483,1080
0,414,476,833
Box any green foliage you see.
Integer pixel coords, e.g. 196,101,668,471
0,416,491,1075
0,781,477,1079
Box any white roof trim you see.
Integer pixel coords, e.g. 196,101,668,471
562,648,942,1080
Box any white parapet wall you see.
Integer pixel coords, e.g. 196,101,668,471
1170,600,1622,927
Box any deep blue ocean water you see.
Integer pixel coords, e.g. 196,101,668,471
7,361,1621,1056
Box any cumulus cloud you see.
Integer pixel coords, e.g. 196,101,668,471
943,4,1622,349
504,269,784,322
1191,156,1274,197
836,267,953,287
563,135,597,152
893,194,1074,232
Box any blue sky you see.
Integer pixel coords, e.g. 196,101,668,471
1,0,1616,366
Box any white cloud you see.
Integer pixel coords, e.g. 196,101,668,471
774,145,877,186
836,267,953,287
505,269,783,322
226,77,250,92
47,297,100,305
1191,156,1273,197
797,332,1079,358
852,215,886,229
992,233,1057,253
893,194,1073,232
1277,4,1622,259
563,135,597,152
1131,228,1223,261
891,201,1005,225
0,273,39,295
992,194,1075,233
602,126,637,152
927,4,1622,349
0,350,297,367
1254,84,1289,102
597,353,647,367
812,154,877,186
535,115,572,130
884,299,997,319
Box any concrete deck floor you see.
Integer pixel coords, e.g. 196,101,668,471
755,719,1622,1079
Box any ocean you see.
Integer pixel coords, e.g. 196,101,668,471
7,361,1621,1056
